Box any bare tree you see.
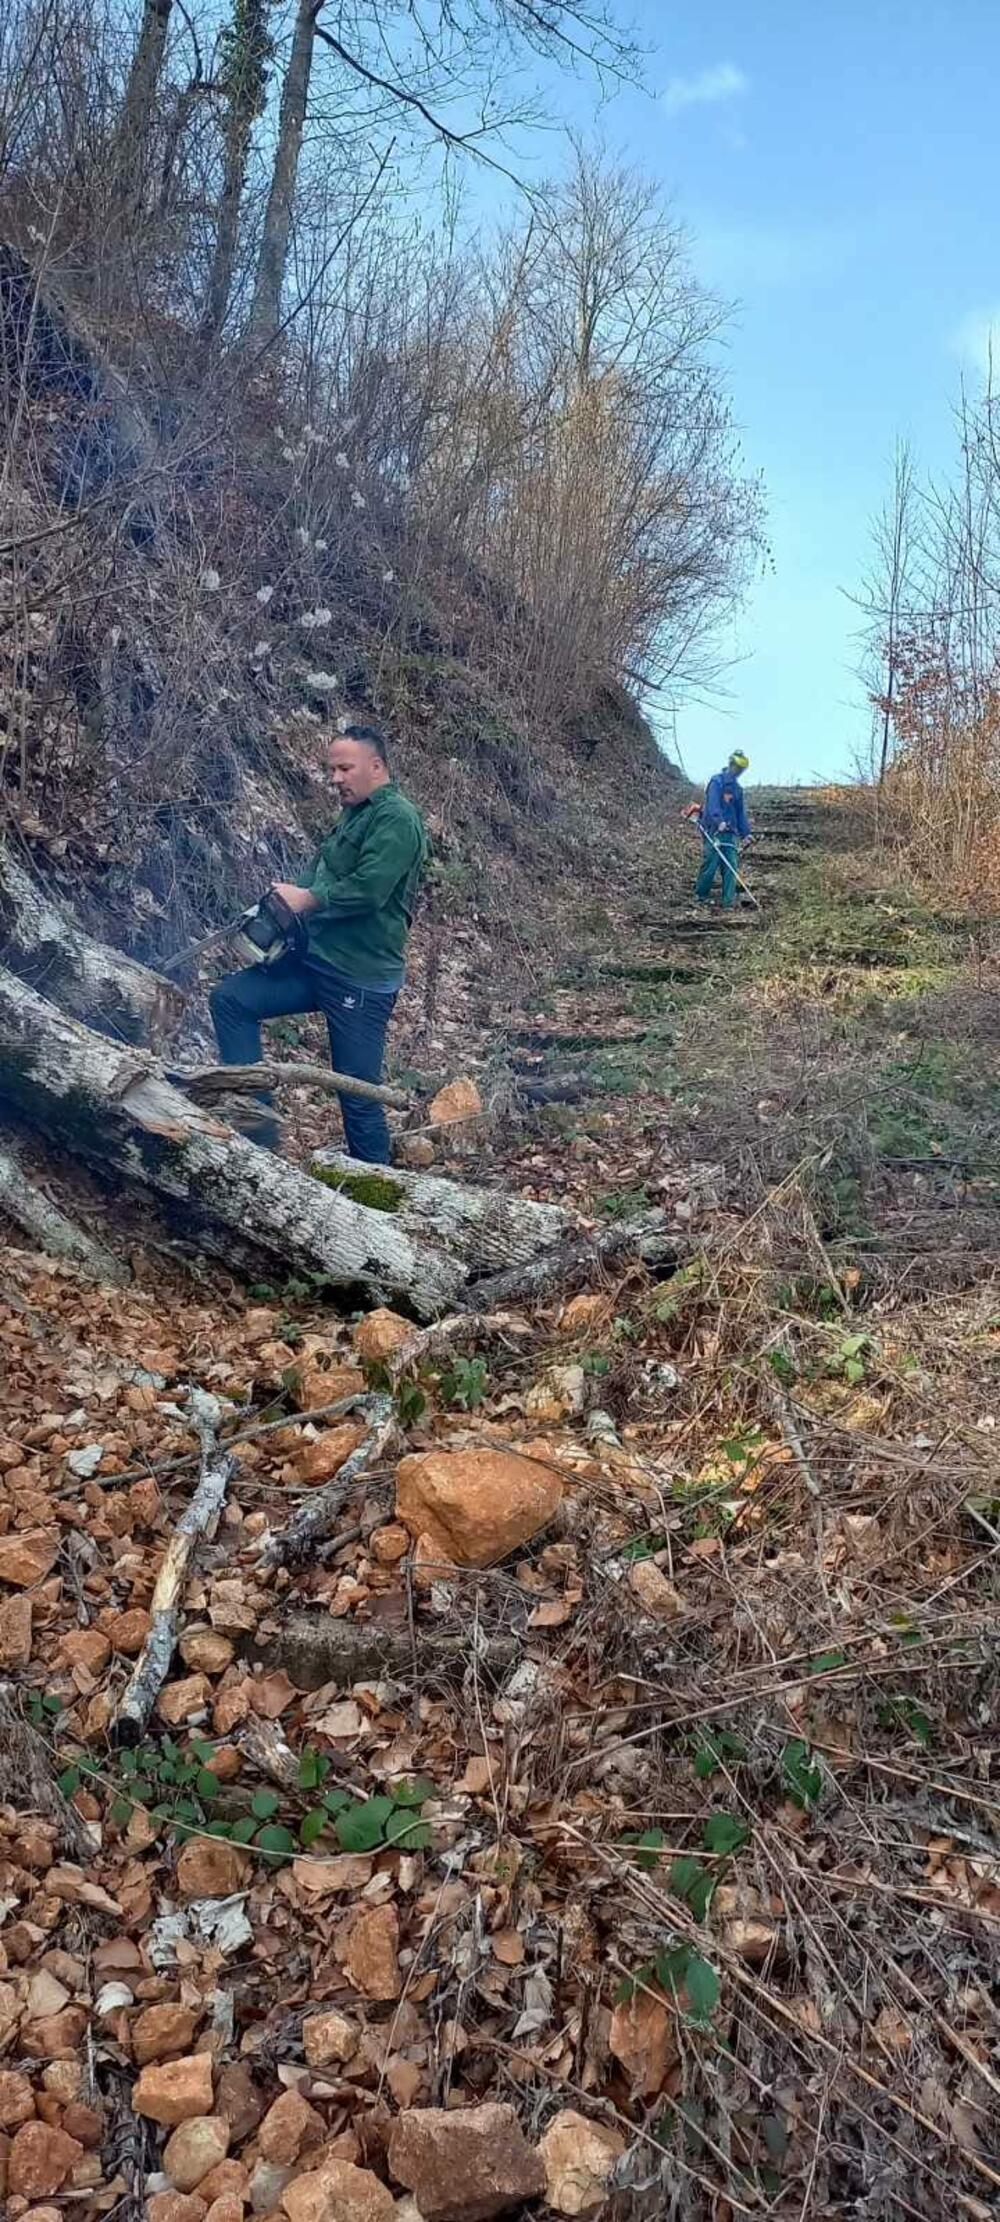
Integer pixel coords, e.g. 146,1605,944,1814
199,0,274,348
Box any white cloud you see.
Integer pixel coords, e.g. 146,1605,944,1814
952,307,1000,380
662,62,748,116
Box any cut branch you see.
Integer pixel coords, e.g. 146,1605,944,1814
258,1393,398,1571
173,1060,411,1110
112,1390,234,1745
462,1211,677,1310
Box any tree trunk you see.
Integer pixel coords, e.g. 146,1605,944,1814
0,847,185,1047
245,0,320,355
114,0,174,246
310,1147,571,1275
198,0,272,349
0,970,575,1315
0,1142,129,1284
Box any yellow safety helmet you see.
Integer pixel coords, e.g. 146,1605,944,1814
729,750,750,772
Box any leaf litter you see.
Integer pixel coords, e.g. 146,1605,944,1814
2,794,1000,2219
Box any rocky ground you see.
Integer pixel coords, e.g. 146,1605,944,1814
2,792,1000,2221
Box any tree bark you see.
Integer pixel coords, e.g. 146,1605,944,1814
0,846,184,1047
0,965,466,1316
0,973,578,1313
311,1147,571,1275
0,1142,129,1283
198,0,272,348
245,0,321,354
114,0,174,247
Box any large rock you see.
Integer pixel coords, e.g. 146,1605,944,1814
0,2071,35,2128
258,2090,324,2166
336,1904,401,2001
538,2110,624,2215
301,2009,358,2068
0,1529,59,1587
175,1838,251,1901
163,2117,231,2192
8,2122,83,2198
281,2160,395,2222
388,2103,545,2221
133,2054,215,2127
353,1309,412,1365
395,1448,562,1568
294,1421,366,1486
0,1593,32,1668
131,2003,201,2066
427,1077,482,1127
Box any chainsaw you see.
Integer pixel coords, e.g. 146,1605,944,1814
162,889,307,976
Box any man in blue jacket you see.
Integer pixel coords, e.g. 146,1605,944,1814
695,750,751,909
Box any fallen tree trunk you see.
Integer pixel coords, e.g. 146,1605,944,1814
463,1211,678,1311
0,1141,129,1283
0,845,184,1046
311,1148,569,1274
0,968,574,1314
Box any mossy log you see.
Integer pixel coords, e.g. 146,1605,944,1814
310,1146,571,1275
0,964,464,1316
0,969,580,1314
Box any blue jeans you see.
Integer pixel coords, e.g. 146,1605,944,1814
209,956,398,1164
695,833,738,908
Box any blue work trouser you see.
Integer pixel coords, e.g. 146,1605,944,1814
209,955,398,1163
695,833,739,908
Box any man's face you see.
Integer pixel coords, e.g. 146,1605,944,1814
328,736,382,806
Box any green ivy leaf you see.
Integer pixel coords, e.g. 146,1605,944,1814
335,1796,395,1852
614,1961,655,2005
297,1747,329,1793
255,1824,296,1861
196,1768,222,1802
670,1855,715,1923
391,1777,435,1807
622,1827,666,1871
58,1766,81,1798
110,1796,132,1827
655,1945,691,1997
299,1808,328,1848
807,1649,846,1675
702,1813,749,1856
250,1790,281,1821
383,1808,432,1849
322,1787,351,1815
191,1739,218,1764
231,1816,258,1845
683,1953,720,2021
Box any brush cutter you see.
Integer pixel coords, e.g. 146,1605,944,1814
162,889,307,975
681,809,761,911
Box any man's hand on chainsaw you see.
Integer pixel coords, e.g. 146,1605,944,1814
270,882,319,915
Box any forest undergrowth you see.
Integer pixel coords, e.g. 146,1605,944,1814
2,791,1000,2220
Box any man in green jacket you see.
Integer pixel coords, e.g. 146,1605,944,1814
210,723,426,1163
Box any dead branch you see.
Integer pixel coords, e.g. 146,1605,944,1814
112,1390,234,1745
171,1059,411,1110
257,1393,399,1571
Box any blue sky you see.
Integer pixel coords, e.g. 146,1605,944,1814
511,0,999,783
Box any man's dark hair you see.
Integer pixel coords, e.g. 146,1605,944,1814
341,721,389,768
